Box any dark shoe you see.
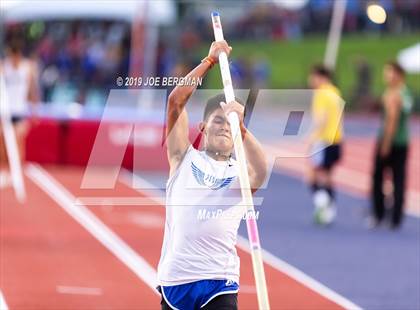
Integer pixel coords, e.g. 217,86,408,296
388,221,402,230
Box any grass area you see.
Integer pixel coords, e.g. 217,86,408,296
198,34,420,109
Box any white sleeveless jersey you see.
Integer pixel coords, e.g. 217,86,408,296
157,145,246,286
3,59,31,116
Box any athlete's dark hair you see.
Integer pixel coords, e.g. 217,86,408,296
310,64,333,81
6,28,25,54
203,93,245,121
386,61,405,77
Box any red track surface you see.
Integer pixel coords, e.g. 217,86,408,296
1,174,157,309
1,165,343,309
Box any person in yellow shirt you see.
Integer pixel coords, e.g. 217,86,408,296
308,65,344,225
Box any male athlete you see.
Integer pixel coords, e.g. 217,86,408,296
370,62,412,229
157,40,267,309
308,65,343,225
0,30,39,184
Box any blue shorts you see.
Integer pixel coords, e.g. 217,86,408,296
159,279,239,310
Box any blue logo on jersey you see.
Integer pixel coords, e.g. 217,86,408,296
191,162,235,190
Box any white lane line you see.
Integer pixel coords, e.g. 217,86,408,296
236,236,362,310
0,290,9,310
121,170,362,309
25,164,159,295
56,286,102,296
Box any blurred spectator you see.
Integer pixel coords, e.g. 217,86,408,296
0,27,39,172
252,56,270,89
5,20,133,107
351,57,376,110
370,62,413,230
230,57,252,89
2,0,418,109
308,0,333,32
307,65,343,226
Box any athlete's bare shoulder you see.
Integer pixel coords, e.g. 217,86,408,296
386,88,401,101
384,88,402,111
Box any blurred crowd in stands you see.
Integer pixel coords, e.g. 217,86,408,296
4,21,132,107
181,0,420,41
307,0,419,35
2,0,419,107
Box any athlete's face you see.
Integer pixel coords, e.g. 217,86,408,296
308,73,321,89
383,65,400,86
201,108,233,154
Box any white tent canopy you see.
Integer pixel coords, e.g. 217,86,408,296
398,43,420,74
1,0,176,25
273,0,309,11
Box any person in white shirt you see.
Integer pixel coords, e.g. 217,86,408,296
157,40,267,310
0,30,39,177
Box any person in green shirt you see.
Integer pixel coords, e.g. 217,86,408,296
371,61,413,229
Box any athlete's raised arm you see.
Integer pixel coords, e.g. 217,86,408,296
166,40,231,176
220,101,267,193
